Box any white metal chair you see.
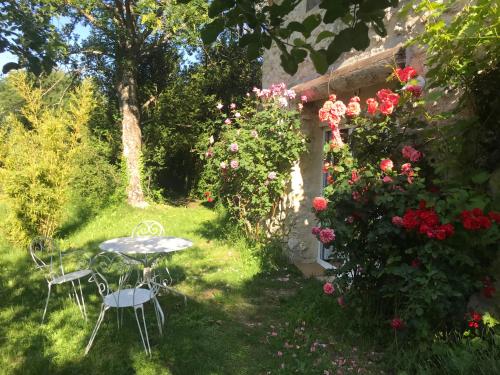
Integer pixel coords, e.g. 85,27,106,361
132,220,165,237
85,252,164,357
29,237,92,323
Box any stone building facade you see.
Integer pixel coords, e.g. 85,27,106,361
262,0,430,267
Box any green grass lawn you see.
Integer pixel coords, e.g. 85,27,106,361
0,202,382,375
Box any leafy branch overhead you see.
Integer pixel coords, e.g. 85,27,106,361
193,0,399,75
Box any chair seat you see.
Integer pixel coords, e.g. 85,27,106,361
51,269,92,285
104,288,154,308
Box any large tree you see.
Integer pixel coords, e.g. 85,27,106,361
55,0,208,207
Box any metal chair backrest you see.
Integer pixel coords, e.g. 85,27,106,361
29,237,64,283
132,220,165,237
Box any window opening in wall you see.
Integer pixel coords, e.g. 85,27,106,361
306,0,321,12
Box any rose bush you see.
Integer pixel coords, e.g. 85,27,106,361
313,68,500,342
199,83,307,239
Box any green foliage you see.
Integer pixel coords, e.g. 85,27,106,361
0,72,119,243
199,85,307,239
195,0,399,75
0,0,67,75
411,0,500,181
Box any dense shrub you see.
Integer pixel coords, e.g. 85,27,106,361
199,84,307,239
312,70,500,342
0,72,119,243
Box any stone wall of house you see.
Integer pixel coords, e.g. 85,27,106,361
265,1,467,264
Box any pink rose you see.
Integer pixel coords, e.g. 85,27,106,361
230,103,236,109
366,98,378,115
379,100,394,115
235,112,241,118
402,145,422,162
391,317,405,330
328,94,336,101
337,296,345,307
323,282,335,295
267,171,277,180
346,101,361,117
319,228,335,244
380,159,394,172
332,100,347,117
205,149,214,158
311,226,321,235
401,163,412,175
349,96,360,103
216,103,223,110
224,118,232,125
230,160,239,169
392,216,404,226
382,176,393,183
230,143,239,153
301,95,308,103
312,197,328,211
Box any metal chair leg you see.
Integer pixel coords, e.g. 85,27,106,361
134,305,151,356
78,279,88,321
71,281,85,320
153,297,164,336
42,284,52,323
85,304,108,355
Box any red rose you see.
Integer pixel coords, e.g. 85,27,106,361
379,99,394,115
406,85,423,97
395,66,417,82
478,216,492,229
483,285,496,298
472,208,484,217
376,89,400,106
435,229,446,240
471,311,482,322
390,317,405,330
312,197,328,212
380,159,394,172
327,175,334,184
488,211,500,224
411,258,421,268
366,98,378,115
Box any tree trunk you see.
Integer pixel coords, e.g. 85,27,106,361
117,63,147,207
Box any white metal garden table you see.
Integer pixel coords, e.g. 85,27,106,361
99,236,193,303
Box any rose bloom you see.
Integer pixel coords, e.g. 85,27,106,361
405,85,423,97
220,161,227,169
301,95,308,102
346,101,361,117
390,317,405,330
395,66,417,82
323,282,335,295
216,103,223,110
337,296,345,307
401,163,413,175
278,97,288,107
392,216,404,226
312,196,328,211
402,145,422,162
411,258,421,268
332,100,347,117
229,143,239,153
383,176,393,183
366,98,378,114
311,226,321,235
376,89,400,106
224,118,232,125
327,175,334,184
319,228,335,244
267,171,277,180
380,158,394,172
328,94,336,101
349,96,360,103
230,103,236,109
352,191,361,201
346,216,354,224
250,130,258,138
205,149,214,158
230,160,239,169
235,112,241,118
379,99,394,115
